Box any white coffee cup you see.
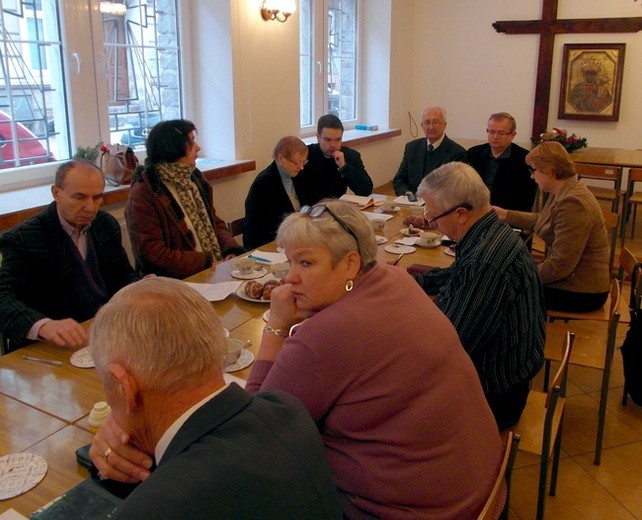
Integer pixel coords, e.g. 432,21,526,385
271,262,290,279
420,231,439,242
234,257,256,275
370,219,386,233
225,338,244,366
381,201,397,213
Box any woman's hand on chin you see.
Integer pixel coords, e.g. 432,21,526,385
269,284,309,329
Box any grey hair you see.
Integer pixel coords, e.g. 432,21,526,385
417,162,490,212
90,277,227,393
276,199,378,272
422,106,447,121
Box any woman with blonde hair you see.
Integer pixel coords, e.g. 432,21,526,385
246,200,503,519
494,141,610,311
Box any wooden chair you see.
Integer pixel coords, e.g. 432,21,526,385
575,162,624,213
617,247,642,314
477,431,520,520
543,280,621,466
514,331,574,520
621,259,642,406
622,167,642,243
227,218,245,237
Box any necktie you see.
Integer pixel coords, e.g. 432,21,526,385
423,144,434,175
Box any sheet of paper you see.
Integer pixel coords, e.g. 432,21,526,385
184,281,242,301
370,193,388,202
395,236,419,246
393,195,425,207
248,250,288,265
361,211,394,222
0,510,29,520
224,372,246,388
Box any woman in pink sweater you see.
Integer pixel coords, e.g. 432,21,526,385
246,200,503,519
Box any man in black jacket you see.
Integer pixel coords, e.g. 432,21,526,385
294,114,373,205
393,106,466,195
464,112,537,212
0,160,138,351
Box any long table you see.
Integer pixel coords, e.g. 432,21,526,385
0,189,455,516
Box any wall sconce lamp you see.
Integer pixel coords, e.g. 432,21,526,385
261,0,297,23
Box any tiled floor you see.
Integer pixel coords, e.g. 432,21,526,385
508,217,642,519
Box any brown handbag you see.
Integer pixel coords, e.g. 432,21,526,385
100,144,139,186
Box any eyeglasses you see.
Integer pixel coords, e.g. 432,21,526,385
425,203,473,225
300,204,360,255
527,166,537,174
285,157,308,168
422,120,445,127
486,129,513,137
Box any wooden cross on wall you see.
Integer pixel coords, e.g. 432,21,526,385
493,0,642,140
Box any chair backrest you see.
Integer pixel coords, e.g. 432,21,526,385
601,209,619,276
477,431,520,520
546,331,575,406
628,167,642,184
576,163,623,188
227,218,245,237
617,248,642,311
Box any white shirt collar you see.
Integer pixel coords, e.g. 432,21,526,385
427,134,446,149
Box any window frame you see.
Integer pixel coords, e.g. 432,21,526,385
0,0,187,191
300,0,361,137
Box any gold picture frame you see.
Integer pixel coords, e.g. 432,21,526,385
558,43,625,122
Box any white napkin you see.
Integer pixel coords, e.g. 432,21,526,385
184,281,242,301
248,250,288,265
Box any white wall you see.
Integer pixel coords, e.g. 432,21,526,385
413,1,642,149
182,0,642,227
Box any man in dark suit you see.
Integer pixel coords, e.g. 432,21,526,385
294,114,373,206
88,278,342,520
464,112,537,212
0,160,138,351
392,106,466,195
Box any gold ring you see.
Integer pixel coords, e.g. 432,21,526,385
104,446,113,460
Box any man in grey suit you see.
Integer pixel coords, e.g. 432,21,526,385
392,106,466,196
88,277,342,520
0,160,138,351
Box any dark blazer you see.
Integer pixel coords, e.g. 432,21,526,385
126,165,245,278
113,384,342,520
392,135,466,195
294,143,373,206
0,203,138,350
244,161,298,250
464,142,537,212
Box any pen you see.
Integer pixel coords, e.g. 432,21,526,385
23,355,63,367
248,254,271,264
392,253,404,266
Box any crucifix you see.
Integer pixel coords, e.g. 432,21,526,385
493,0,642,140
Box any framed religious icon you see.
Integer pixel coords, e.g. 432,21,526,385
558,43,625,122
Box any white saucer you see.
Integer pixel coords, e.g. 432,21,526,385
0,453,48,500
231,267,268,280
384,244,416,254
225,349,254,372
375,235,388,245
70,347,94,368
444,247,456,257
263,309,271,322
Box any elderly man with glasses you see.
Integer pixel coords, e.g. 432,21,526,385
411,161,545,432
392,106,466,196
464,112,537,212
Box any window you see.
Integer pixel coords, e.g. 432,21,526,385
300,0,359,132
102,0,181,149
0,0,182,189
0,0,65,173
